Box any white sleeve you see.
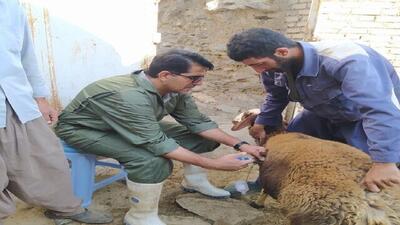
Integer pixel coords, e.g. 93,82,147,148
20,6,50,97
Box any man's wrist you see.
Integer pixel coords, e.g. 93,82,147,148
201,157,218,170
233,141,249,151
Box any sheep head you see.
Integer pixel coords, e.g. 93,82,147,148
231,108,260,131
231,108,287,146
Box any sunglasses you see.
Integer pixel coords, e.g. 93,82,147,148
170,72,205,82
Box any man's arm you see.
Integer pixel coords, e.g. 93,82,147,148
19,5,56,124
94,92,182,156
170,94,219,133
251,73,290,144
334,54,400,192
198,128,265,161
165,146,253,171
170,94,265,160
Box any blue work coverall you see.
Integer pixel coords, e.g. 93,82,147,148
256,41,400,163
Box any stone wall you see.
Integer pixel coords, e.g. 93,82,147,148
158,0,284,76
314,0,400,72
157,0,315,70
157,0,314,116
157,0,315,107
157,0,400,117
158,0,400,72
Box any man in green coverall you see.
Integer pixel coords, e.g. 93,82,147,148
55,49,264,225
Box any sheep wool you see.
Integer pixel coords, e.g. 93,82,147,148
259,132,400,225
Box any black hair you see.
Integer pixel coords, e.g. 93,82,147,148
163,49,214,70
227,28,298,61
146,53,192,78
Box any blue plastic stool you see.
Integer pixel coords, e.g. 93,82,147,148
62,141,127,208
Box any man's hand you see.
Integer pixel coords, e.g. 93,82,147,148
35,97,58,125
361,163,400,192
239,144,266,162
213,152,254,171
249,124,267,145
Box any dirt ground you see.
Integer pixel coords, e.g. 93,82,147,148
4,72,289,225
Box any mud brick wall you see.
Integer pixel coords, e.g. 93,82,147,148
284,0,313,40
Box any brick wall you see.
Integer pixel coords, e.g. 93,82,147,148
284,0,313,40
314,0,400,72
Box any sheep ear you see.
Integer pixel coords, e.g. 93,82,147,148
231,114,257,131
231,108,260,131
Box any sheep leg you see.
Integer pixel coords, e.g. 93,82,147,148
250,190,267,209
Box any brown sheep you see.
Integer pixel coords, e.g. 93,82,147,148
258,133,400,225
232,109,400,225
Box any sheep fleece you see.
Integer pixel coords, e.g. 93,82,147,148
260,133,400,225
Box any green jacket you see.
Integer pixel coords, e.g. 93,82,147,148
55,72,218,156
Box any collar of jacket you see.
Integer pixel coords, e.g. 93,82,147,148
296,41,319,78
132,71,163,96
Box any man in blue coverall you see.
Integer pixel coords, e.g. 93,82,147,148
226,28,400,193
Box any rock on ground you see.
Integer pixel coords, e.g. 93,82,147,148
176,193,264,225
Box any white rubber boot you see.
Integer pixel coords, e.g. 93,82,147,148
124,180,166,225
181,164,230,198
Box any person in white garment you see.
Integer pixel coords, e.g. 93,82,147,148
0,0,112,223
